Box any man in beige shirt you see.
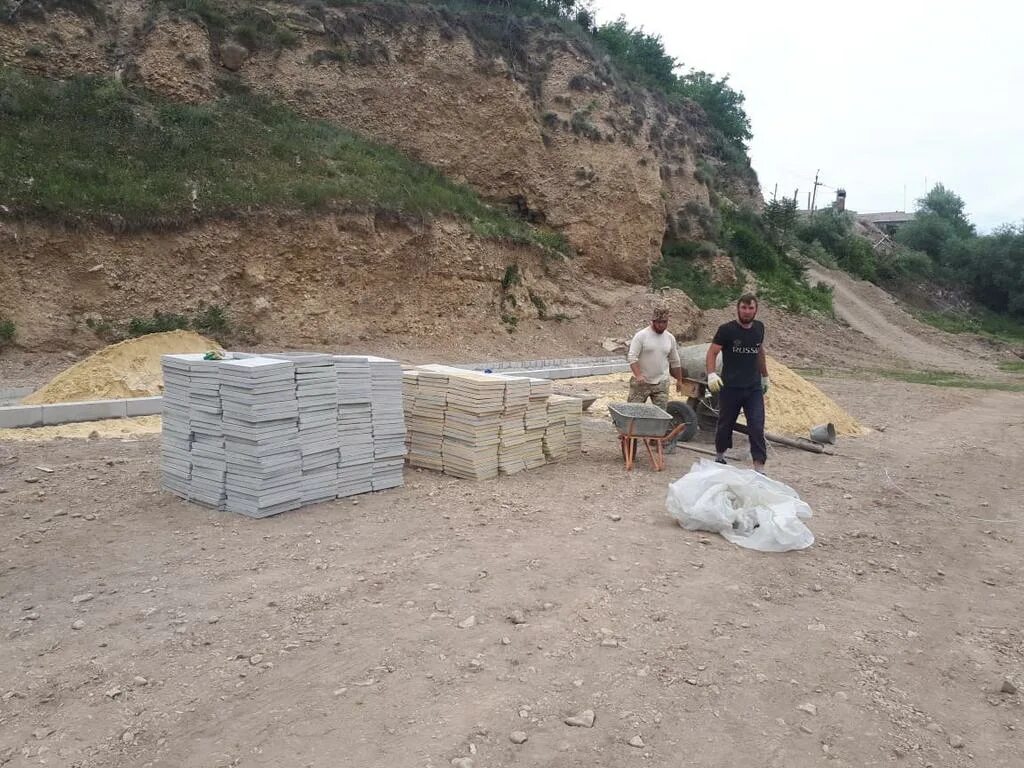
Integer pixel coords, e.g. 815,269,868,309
626,306,684,410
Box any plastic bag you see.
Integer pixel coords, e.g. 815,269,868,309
666,459,814,552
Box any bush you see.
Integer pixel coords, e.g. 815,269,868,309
570,104,601,140
876,246,933,281
192,303,230,336
962,224,1024,318
0,315,15,348
127,311,190,336
725,208,779,273
757,270,833,315
592,18,751,148
652,254,740,310
796,209,877,280
798,240,837,269
124,305,233,339
528,289,547,318
712,208,833,316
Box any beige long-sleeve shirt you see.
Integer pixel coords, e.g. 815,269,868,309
627,326,681,385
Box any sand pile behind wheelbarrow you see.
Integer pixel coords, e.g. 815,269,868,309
568,357,865,437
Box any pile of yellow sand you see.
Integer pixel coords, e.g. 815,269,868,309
762,357,865,436
23,331,220,404
574,357,865,437
0,416,162,442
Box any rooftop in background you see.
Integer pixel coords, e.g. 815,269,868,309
856,211,916,225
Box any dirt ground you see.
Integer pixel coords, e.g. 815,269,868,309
2,268,1023,768
1,373,1022,768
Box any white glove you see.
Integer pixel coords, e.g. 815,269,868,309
707,372,723,393
761,376,770,394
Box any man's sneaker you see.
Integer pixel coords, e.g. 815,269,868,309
715,457,727,465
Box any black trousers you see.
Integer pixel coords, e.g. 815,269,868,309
715,386,768,464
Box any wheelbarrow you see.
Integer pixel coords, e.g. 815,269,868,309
674,375,720,433
609,402,691,471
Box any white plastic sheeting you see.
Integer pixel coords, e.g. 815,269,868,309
666,460,815,552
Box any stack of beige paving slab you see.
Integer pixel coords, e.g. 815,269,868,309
438,366,504,480
402,366,581,480
498,376,531,475
542,394,583,463
523,378,552,470
402,369,445,471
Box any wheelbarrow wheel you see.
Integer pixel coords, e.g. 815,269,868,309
666,400,699,443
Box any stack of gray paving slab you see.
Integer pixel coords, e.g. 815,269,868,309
161,351,407,516
334,356,375,498
160,353,226,508
268,353,340,504
220,357,303,518
366,356,406,491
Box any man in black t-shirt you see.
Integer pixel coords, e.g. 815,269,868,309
705,293,770,472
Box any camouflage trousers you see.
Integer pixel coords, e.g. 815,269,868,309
627,377,670,410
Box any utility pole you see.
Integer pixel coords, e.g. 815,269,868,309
772,183,778,202
810,169,823,214
794,189,799,206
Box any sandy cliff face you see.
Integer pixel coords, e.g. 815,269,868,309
0,1,761,353
0,2,759,280
235,5,738,283
0,212,701,356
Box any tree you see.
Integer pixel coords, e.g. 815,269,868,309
593,18,678,91
896,183,975,265
676,71,752,146
917,183,975,238
762,197,798,246
964,225,1024,317
592,18,752,151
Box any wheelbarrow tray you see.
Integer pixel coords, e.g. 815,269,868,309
608,402,674,437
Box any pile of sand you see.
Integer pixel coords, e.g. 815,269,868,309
762,357,865,436
0,416,162,442
574,357,865,437
22,331,220,405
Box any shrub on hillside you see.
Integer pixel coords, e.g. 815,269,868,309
0,315,15,348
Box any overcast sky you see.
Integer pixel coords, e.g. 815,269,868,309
593,0,1023,232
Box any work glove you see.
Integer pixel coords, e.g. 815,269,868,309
761,376,770,394
707,372,723,393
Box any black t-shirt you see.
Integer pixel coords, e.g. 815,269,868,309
712,320,765,389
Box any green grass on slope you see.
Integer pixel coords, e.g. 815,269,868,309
0,68,569,254
912,307,1024,344
875,370,1024,392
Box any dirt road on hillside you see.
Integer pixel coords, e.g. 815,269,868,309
804,265,1000,373
2,376,1022,768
